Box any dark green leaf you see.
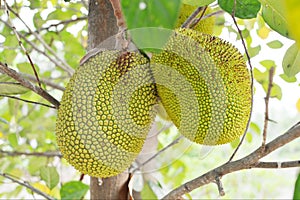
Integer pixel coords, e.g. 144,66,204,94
218,0,261,19
60,181,89,200
283,43,300,77
294,172,300,199
40,166,59,190
260,0,290,38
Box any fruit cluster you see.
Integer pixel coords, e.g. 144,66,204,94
56,5,251,178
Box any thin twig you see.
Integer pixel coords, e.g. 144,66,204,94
0,18,73,77
34,16,87,33
181,6,204,28
0,63,60,108
262,67,275,148
132,135,183,173
162,122,300,199
190,6,207,29
228,0,254,162
22,73,65,91
200,10,224,21
0,94,56,109
0,150,62,158
6,5,75,76
3,0,42,88
0,172,55,200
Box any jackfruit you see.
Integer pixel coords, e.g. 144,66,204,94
176,4,215,34
151,28,251,145
56,50,157,177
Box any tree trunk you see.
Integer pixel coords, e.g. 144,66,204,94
87,0,129,199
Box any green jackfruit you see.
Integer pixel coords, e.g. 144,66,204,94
56,50,157,177
176,4,215,34
151,28,251,145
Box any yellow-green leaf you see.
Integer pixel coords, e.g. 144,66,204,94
284,0,300,48
282,43,300,77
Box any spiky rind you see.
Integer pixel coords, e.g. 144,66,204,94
151,28,251,145
56,51,157,177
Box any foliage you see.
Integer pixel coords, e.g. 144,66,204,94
0,0,299,199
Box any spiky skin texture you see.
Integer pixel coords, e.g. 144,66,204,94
176,4,215,34
56,51,157,177
151,28,251,145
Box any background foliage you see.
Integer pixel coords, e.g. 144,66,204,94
0,0,299,199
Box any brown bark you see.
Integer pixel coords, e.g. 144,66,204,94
87,0,118,51
87,0,129,199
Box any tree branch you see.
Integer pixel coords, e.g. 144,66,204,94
5,4,75,76
21,73,65,91
255,161,300,169
0,18,74,76
162,122,300,199
0,94,56,109
0,63,60,109
0,150,62,158
3,0,42,88
0,172,55,200
262,67,275,147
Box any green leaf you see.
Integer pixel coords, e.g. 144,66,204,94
141,181,158,200
182,0,215,6
0,82,29,95
294,172,300,199
218,0,261,19
263,82,282,100
17,62,39,75
283,43,300,77
253,68,267,84
33,13,44,29
260,60,276,70
279,73,297,83
248,45,261,58
246,132,253,143
29,1,41,9
60,181,89,200
121,0,181,52
8,133,18,148
40,166,59,190
259,0,290,38
250,122,261,135
267,40,283,49
47,10,73,21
